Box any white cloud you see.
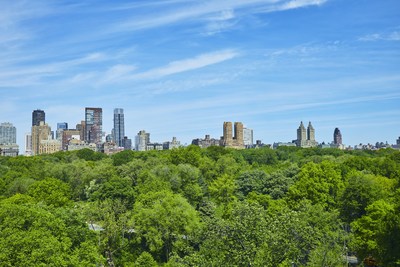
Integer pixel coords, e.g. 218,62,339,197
359,31,400,42
111,0,328,33
131,49,239,80
277,0,327,10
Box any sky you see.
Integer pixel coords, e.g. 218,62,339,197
1,0,399,151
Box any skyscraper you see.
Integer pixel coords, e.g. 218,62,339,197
0,122,16,144
135,130,150,151
32,109,45,126
222,122,244,149
296,121,317,148
333,128,342,145
113,108,125,147
85,107,103,144
31,121,51,155
56,122,68,141
243,127,253,147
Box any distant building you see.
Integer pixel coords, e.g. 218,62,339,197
222,122,245,149
273,142,296,149
32,109,45,126
39,139,61,155
102,142,124,155
295,121,318,148
67,139,97,151
76,121,86,141
163,137,180,150
25,133,32,156
135,130,150,151
85,107,103,144
333,128,342,145
0,144,19,157
56,122,68,141
106,134,113,143
31,121,51,155
147,143,163,151
113,108,125,147
0,122,17,145
192,135,220,148
397,137,400,146
62,129,81,150
122,136,132,150
243,127,253,148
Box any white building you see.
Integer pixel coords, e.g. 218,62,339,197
135,130,150,151
243,127,253,147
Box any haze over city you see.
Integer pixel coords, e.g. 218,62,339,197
1,0,399,149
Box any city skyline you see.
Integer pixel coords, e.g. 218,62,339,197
1,1,399,149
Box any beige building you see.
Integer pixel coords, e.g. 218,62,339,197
221,122,245,149
295,121,318,148
31,121,51,155
39,139,62,155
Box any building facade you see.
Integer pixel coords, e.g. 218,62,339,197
85,107,103,144
333,128,342,145
192,135,220,148
32,109,45,126
123,136,132,150
243,127,253,148
25,133,32,156
135,130,150,151
31,121,51,155
62,129,81,150
39,139,61,155
56,122,68,141
222,122,245,149
0,144,19,157
113,108,125,147
163,137,180,150
0,122,17,145
295,121,318,148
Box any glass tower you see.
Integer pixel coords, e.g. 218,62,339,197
113,108,125,147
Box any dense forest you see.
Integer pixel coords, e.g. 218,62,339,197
0,146,399,266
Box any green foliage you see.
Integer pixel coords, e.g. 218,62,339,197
1,146,399,265
132,190,201,262
0,197,100,266
28,177,72,207
134,251,158,267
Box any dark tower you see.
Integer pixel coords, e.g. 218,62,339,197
32,109,45,126
333,128,342,145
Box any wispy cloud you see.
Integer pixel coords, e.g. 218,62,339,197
359,31,400,41
110,0,329,33
131,49,239,80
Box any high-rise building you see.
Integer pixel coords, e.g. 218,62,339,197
297,121,307,145
243,127,253,147
25,133,32,156
0,122,16,145
62,129,81,150
333,128,342,145
113,108,125,147
135,130,150,151
76,121,86,141
307,122,315,141
296,121,317,148
31,121,51,155
122,136,132,150
85,107,103,144
32,109,45,126
222,122,244,149
56,122,68,141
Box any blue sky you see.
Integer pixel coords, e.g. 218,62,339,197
1,0,399,150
